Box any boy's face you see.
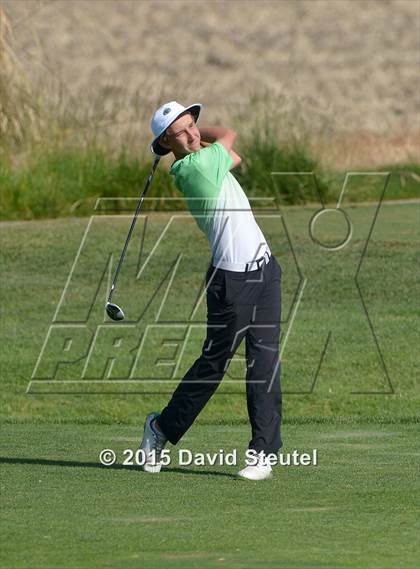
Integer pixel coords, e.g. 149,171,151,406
160,111,201,156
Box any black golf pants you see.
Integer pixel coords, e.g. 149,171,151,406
158,254,283,455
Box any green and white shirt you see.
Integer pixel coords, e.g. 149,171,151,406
170,142,270,271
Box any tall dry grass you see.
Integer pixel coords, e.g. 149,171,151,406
0,6,45,149
0,6,418,221
0,5,152,160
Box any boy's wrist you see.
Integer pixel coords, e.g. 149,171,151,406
199,126,230,143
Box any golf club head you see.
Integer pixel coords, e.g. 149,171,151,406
105,302,125,321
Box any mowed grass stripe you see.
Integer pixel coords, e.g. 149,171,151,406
0,423,419,569
0,203,418,422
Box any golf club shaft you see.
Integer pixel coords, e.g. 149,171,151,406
107,156,160,303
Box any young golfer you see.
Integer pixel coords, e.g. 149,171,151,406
140,101,283,480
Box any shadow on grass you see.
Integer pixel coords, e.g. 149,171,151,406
0,456,237,478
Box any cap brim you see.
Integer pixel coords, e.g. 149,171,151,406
151,103,202,156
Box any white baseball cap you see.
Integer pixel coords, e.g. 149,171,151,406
150,100,202,155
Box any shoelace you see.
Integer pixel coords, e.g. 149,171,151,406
151,421,167,460
154,435,166,458
255,452,270,468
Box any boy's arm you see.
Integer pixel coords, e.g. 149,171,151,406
199,127,242,169
227,149,242,169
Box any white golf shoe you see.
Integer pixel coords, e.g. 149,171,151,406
139,412,168,473
237,452,273,481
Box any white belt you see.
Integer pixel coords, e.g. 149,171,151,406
212,248,272,273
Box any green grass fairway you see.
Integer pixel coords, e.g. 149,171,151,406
1,202,418,568
0,201,419,422
1,423,419,569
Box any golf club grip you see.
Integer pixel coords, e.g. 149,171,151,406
108,156,160,301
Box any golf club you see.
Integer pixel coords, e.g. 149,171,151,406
105,155,161,321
